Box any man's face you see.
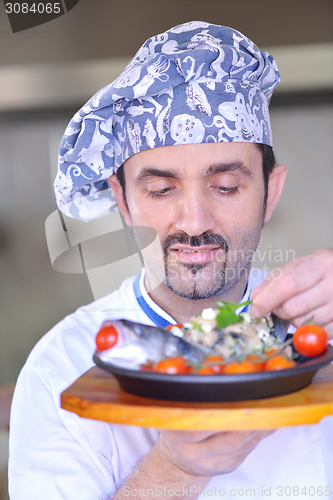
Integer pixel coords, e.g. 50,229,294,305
113,143,267,300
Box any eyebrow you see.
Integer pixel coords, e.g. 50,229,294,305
206,162,253,178
135,162,253,184
135,168,180,184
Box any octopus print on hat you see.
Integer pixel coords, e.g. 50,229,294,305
170,114,206,145
55,21,280,221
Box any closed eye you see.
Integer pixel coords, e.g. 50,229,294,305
215,186,239,195
148,187,174,198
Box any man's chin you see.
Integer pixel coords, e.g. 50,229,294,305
164,268,227,301
164,280,227,301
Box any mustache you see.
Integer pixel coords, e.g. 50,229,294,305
163,232,229,255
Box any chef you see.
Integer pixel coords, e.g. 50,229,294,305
9,21,333,500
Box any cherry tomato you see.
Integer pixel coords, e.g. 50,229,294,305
202,355,225,374
293,324,328,357
166,324,183,330
246,354,265,371
265,355,296,371
154,357,190,374
139,361,155,371
95,325,118,351
265,349,278,357
196,366,216,375
224,359,263,374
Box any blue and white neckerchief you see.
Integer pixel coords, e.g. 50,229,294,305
235,285,252,315
133,269,252,328
132,270,176,328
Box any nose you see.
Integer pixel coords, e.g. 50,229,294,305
174,187,215,236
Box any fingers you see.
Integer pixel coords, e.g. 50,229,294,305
251,254,325,317
269,279,333,324
162,429,275,449
250,249,333,334
160,430,219,444
199,430,259,456
159,429,275,472
162,429,263,450
273,302,333,326
324,321,333,338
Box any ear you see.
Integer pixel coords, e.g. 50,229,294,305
264,164,287,222
108,174,132,227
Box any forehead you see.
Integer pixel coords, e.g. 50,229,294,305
123,142,262,176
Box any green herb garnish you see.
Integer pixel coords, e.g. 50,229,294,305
215,300,252,329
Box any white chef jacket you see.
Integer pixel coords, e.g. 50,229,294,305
8,270,333,500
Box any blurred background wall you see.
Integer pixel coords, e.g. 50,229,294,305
0,0,332,377
0,4,332,494
0,0,332,385
0,0,332,496
0,0,332,382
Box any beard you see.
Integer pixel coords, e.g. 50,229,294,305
130,209,264,301
162,232,231,300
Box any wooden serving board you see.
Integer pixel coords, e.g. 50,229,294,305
61,363,333,430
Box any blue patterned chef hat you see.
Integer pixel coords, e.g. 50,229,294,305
55,21,280,221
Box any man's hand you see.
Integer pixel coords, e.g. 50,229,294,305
115,429,273,500
251,248,333,338
156,429,274,476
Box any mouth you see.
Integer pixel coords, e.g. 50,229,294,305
169,245,222,264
